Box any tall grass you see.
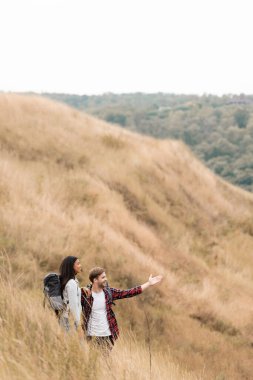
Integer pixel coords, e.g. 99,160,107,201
0,253,199,380
1,94,253,379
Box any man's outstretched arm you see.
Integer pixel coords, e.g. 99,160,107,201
111,274,163,301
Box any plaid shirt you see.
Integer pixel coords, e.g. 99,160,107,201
81,286,142,340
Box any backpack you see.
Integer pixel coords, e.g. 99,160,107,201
43,273,66,315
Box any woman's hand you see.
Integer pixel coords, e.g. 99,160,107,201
81,286,91,297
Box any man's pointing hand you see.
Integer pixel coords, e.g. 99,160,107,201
148,274,163,286
141,274,163,291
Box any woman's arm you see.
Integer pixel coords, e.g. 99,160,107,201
66,280,80,327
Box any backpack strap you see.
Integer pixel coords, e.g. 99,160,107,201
105,286,115,306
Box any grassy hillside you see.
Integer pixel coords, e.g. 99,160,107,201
0,265,196,380
43,92,253,192
1,94,253,379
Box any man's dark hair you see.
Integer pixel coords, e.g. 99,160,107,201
89,267,105,283
59,256,78,295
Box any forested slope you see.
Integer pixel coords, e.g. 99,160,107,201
43,92,253,192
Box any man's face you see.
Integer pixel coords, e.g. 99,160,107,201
95,272,107,288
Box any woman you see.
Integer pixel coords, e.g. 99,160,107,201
59,256,83,338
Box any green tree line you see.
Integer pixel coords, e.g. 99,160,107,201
42,92,253,192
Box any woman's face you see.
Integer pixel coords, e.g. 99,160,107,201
73,259,82,274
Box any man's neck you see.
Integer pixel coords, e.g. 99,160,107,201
91,284,103,293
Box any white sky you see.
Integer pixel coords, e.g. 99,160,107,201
0,0,253,95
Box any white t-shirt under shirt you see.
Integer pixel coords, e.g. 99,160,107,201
87,290,111,337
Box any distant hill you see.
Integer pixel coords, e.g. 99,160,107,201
42,92,253,193
1,94,253,379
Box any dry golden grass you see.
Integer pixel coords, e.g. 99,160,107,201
1,94,253,379
0,254,200,380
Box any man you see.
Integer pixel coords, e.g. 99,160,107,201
81,267,162,349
